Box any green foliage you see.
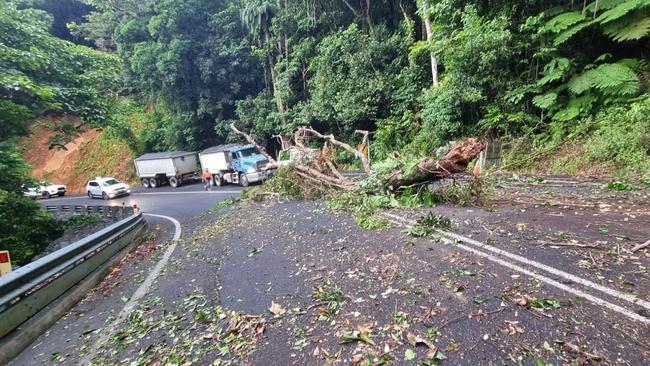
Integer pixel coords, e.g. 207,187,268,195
0,191,63,265
109,0,263,150
1,1,119,127
62,213,102,229
354,214,391,230
441,174,495,206
264,167,314,198
607,180,633,191
584,93,650,177
406,212,452,238
408,8,517,154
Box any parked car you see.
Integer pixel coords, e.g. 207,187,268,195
199,144,275,187
86,177,131,200
21,182,67,199
133,151,200,188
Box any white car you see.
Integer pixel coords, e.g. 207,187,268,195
22,182,67,199
86,177,131,200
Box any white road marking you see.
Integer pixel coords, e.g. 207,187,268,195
78,214,181,365
381,212,650,324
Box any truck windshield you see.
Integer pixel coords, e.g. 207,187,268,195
238,148,256,158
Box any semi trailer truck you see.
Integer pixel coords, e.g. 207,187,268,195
199,144,274,187
134,145,274,188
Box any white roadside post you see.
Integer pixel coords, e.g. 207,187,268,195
0,250,12,276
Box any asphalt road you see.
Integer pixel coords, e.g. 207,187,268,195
40,181,244,222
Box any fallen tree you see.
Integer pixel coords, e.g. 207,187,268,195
229,123,485,192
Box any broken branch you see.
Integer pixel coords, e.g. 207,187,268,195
632,240,650,253
230,123,277,166
297,126,371,174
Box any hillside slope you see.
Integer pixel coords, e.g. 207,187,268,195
21,117,137,193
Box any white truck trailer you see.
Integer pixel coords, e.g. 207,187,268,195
134,151,200,188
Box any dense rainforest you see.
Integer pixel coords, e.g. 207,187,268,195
1,0,650,262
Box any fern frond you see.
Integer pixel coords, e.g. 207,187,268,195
552,95,595,121
606,16,650,40
533,92,558,109
585,0,627,13
537,58,572,86
553,20,594,45
595,0,650,24
542,11,587,33
590,63,640,95
567,73,593,94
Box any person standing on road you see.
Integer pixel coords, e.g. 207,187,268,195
202,168,213,191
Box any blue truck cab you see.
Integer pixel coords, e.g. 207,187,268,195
199,144,275,187
230,145,273,183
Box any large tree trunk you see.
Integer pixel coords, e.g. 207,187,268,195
265,25,285,114
418,1,438,86
385,138,485,189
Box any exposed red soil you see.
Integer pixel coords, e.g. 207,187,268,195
20,117,133,193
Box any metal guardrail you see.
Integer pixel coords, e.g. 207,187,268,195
44,204,135,219
0,210,145,338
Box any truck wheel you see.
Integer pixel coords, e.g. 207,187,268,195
149,178,158,188
213,174,223,187
142,178,150,188
239,173,249,187
169,176,180,188
102,192,109,200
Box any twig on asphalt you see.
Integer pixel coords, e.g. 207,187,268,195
468,306,506,319
631,240,650,253
540,241,600,249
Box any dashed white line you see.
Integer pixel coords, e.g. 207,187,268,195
381,212,650,324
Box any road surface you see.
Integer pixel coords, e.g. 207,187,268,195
42,182,243,222
9,177,650,365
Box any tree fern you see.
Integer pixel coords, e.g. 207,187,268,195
542,12,586,33
604,15,650,40
589,63,640,95
537,58,572,86
595,0,650,24
533,92,557,109
567,72,593,94
553,20,594,45
542,0,650,44
585,0,628,12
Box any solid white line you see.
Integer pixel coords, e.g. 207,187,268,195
382,212,650,324
78,213,182,365
382,212,650,311
143,213,181,240
453,239,650,324
439,229,650,311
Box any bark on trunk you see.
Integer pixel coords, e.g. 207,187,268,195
385,138,485,188
419,2,438,86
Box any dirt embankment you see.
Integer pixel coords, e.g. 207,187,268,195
21,117,137,193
